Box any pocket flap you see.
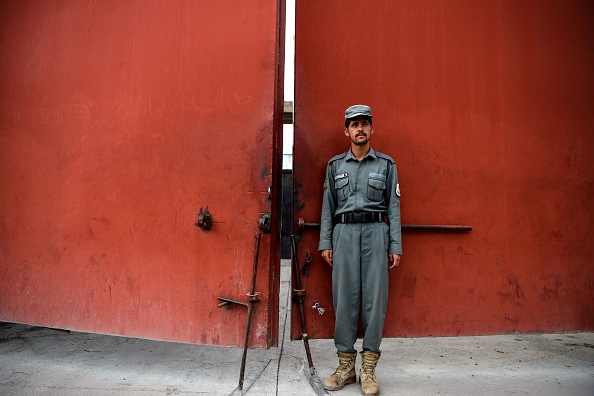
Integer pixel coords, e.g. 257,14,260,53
369,172,386,181
368,178,386,190
335,177,349,189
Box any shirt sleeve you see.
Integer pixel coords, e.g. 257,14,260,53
385,161,403,255
318,162,336,251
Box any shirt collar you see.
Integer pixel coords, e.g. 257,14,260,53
346,147,377,161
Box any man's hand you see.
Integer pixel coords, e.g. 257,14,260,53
389,254,401,269
321,250,333,267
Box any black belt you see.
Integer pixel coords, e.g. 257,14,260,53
334,211,385,224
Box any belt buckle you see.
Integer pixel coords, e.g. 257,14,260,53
353,212,362,222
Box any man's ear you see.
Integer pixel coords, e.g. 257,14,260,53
344,127,349,137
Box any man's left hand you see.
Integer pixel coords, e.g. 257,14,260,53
389,254,401,269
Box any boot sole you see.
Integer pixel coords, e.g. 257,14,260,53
360,384,379,395
323,376,356,391
360,379,379,396
361,390,379,396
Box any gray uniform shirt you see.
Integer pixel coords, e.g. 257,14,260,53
318,147,402,255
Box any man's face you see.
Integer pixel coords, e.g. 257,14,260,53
344,117,373,146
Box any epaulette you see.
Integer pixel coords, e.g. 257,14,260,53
375,151,395,164
328,152,348,164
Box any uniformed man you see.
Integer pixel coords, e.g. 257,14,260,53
319,104,402,396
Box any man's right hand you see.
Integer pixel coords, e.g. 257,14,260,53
321,250,333,267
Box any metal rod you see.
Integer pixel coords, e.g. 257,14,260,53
291,234,315,375
249,232,261,297
217,297,248,308
238,232,262,390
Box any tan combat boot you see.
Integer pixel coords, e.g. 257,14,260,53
323,351,357,391
360,350,381,396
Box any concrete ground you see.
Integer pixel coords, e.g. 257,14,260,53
1,260,593,396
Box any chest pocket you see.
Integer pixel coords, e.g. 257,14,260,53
367,173,386,202
334,176,350,201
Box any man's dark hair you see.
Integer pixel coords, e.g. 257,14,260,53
345,116,373,128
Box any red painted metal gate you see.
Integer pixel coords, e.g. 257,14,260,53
293,0,594,339
0,0,285,348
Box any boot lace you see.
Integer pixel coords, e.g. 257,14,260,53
335,360,353,375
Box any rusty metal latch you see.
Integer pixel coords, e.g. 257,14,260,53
258,213,271,233
195,207,213,231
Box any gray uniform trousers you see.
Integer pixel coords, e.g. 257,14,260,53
332,221,389,353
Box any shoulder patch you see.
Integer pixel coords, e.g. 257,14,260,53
323,179,328,190
396,183,401,197
375,151,395,164
328,152,348,164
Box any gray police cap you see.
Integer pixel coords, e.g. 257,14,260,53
345,104,372,120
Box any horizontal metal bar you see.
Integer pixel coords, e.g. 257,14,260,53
217,296,248,308
300,222,320,229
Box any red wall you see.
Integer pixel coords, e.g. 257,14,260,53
293,0,594,338
0,0,285,347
